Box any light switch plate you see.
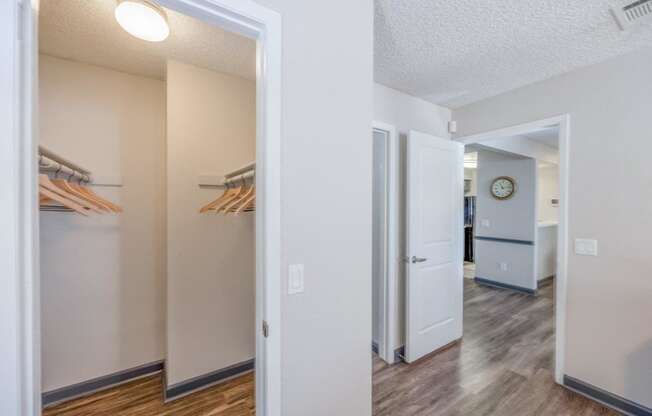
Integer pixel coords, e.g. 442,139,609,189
499,262,508,271
288,264,304,295
575,239,598,256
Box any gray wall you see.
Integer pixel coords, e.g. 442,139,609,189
254,1,374,414
475,150,537,290
454,48,652,408
372,130,388,346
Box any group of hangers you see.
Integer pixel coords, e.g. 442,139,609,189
199,175,255,215
39,170,122,216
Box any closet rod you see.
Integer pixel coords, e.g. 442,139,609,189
223,170,255,186
39,155,92,183
223,161,255,179
38,146,92,183
39,146,91,175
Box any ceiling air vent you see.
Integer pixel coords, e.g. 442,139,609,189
611,0,652,30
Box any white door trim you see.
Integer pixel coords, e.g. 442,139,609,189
372,121,399,364
3,0,283,414
455,114,570,385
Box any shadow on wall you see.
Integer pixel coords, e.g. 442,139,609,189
625,337,652,409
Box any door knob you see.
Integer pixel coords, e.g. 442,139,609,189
411,256,427,263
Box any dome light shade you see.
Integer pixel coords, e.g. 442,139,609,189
115,0,170,42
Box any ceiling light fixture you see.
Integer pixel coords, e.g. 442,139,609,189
115,0,170,42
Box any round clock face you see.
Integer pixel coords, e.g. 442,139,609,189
491,176,516,200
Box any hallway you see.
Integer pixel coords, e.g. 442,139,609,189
373,279,619,415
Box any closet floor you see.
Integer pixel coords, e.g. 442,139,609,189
42,372,254,416
372,279,620,416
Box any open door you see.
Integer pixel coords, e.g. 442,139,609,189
405,130,464,363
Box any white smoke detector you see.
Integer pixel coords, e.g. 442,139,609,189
611,0,652,30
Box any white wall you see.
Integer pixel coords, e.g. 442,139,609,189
454,48,652,408
475,150,537,291
39,55,166,391
247,1,374,414
538,164,559,223
537,224,557,280
480,136,559,165
166,60,255,386
373,82,452,352
464,167,477,196
374,83,451,138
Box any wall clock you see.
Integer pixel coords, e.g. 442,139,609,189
490,176,516,200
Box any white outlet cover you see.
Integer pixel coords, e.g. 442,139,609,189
575,239,598,256
481,219,490,228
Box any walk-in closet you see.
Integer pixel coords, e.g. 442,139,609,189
38,1,258,413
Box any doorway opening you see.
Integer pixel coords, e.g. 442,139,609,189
12,0,282,414
371,122,399,365
458,115,569,384
371,116,570,414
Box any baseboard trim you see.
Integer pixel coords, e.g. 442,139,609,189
564,375,652,416
538,275,555,284
42,360,164,407
165,358,254,402
474,236,534,245
474,277,537,295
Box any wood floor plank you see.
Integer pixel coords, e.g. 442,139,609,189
44,278,619,415
372,278,622,416
43,373,255,416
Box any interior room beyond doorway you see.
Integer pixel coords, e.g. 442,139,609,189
35,0,271,414
463,124,560,294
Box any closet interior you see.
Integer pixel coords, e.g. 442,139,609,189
38,0,258,413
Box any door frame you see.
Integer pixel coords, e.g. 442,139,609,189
372,121,399,364
1,0,283,414
455,114,570,385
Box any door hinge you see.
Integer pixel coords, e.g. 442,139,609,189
262,320,269,338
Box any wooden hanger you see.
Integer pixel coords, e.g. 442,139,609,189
51,178,104,213
69,182,115,212
74,183,123,213
233,186,256,215
39,186,89,216
224,184,254,214
39,174,94,213
210,186,242,213
200,187,233,213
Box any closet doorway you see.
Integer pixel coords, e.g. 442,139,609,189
371,122,399,365
10,0,281,415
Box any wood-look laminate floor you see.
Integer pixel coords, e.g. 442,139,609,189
43,372,255,416
373,278,620,416
44,279,618,416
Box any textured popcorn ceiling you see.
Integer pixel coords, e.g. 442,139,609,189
375,0,652,108
39,0,255,80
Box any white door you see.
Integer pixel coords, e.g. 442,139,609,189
405,130,464,363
